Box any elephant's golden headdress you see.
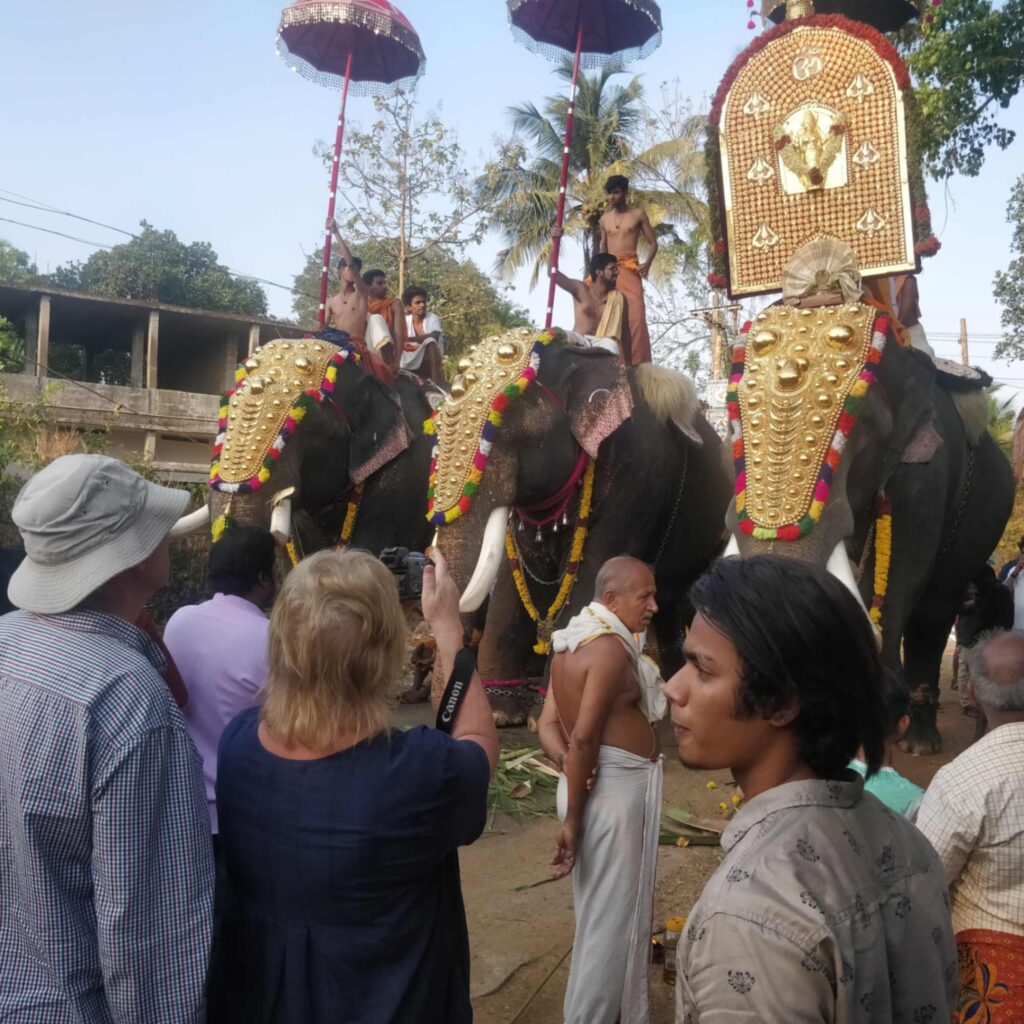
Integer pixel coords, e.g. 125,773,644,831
707,2,938,297
210,337,351,494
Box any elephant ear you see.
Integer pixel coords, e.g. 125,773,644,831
540,346,633,458
877,342,939,478
333,367,413,484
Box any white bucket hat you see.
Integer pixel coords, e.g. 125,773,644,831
8,454,189,614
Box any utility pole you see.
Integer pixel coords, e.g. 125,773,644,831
689,297,741,380
959,318,969,366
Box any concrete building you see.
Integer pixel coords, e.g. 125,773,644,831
0,282,307,481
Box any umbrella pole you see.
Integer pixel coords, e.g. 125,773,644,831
319,51,354,329
544,18,583,330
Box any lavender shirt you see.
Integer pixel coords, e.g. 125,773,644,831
164,594,270,833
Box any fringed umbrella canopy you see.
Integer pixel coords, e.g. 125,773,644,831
508,0,662,72
277,0,425,96
762,0,919,32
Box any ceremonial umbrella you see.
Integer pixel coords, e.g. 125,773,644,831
277,0,426,327
507,0,663,329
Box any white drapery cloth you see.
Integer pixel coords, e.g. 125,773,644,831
401,312,444,370
551,602,666,722
564,329,620,358
557,748,664,1024
365,313,393,353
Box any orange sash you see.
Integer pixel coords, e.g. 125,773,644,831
368,296,396,333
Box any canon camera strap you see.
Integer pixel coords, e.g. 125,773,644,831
435,646,476,734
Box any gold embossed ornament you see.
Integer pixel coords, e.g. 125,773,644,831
427,328,560,526
210,337,354,495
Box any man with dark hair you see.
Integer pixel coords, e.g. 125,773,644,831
402,285,446,384
325,220,397,385
668,556,957,1022
552,252,631,364
997,536,1024,583
917,629,1024,1020
164,526,277,842
598,175,657,364
363,267,405,373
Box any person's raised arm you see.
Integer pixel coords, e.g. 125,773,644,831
391,298,408,349
422,549,499,775
552,641,624,878
639,211,658,279
553,270,584,298
327,218,368,297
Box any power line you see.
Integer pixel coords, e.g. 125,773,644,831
0,187,318,302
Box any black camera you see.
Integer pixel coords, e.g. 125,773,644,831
379,547,429,601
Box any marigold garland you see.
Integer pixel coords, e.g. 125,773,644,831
506,457,596,655
336,483,364,550
209,344,354,496
870,494,893,631
728,316,890,541
425,328,561,526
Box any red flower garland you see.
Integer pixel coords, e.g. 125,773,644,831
709,14,910,127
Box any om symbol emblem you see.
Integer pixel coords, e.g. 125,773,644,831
792,47,823,81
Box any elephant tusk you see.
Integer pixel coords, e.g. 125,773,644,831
458,506,510,614
170,504,211,539
722,534,740,558
825,541,870,616
270,498,292,546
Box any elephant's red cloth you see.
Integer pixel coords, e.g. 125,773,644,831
135,610,188,709
348,335,396,388
956,930,1024,1023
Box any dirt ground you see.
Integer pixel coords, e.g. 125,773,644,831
394,647,978,1024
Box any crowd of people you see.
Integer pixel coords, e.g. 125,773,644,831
1,453,1022,1023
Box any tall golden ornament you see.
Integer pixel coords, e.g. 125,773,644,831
712,16,916,297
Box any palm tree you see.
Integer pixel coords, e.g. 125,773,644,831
477,65,709,286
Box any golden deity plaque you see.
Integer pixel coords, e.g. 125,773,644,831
738,302,876,527
217,337,339,484
715,20,916,296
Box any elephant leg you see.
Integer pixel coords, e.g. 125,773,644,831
899,607,954,755
649,593,688,681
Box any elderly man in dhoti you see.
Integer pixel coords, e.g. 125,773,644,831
538,556,665,1024
554,253,631,364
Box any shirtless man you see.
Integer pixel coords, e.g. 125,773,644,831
553,253,631,364
598,175,658,365
325,220,367,339
538,556,665,1024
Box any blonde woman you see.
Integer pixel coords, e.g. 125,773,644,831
210,549,497,1024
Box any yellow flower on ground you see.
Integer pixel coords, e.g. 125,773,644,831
706,780,717,790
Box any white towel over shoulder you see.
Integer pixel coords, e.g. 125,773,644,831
551,602,666,722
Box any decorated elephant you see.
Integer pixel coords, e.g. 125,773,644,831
202,335,436,559
429,327,732,723
724,292,1014,754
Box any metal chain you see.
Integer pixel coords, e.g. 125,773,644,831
511,523,567,587
651,448,689,570
936,444,975,560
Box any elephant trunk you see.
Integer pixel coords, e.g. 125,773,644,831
458,506,510,613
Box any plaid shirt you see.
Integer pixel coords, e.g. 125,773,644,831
0,609,214,1023
916,721,1024,936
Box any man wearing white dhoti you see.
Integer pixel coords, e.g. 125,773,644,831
402,286,446,385
537,557,665,1024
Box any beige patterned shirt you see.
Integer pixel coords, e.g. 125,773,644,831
675,776,958,1023
916,721,1024,937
